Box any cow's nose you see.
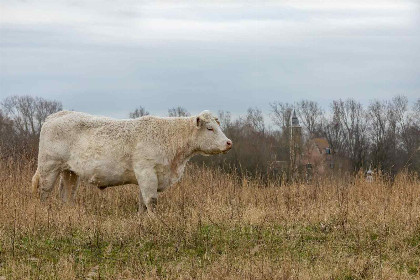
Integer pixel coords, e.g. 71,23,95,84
227,140,232,147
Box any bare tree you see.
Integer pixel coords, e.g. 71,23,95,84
1,95,62,157
0,109,16,156
218,110,232,131
2,95,37,135
269,102,294,166
401,99,420,171
321,112,345,158
168,106,190,117
129,106,149,119
368,96,418,173
1,95,62,136
245,107,265,133
270,102,293,132
35,98,62,129
414,99,420,122
0,109,12,132
368,99,392,170
296,100,323,137
329,99,369,171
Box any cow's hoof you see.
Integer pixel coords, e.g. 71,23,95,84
39,190,50,202
138,204,147,214
146,197,157,212
146,211,157,219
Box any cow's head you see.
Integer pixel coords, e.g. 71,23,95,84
195,110,232,155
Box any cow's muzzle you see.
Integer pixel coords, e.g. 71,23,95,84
222,140,233,153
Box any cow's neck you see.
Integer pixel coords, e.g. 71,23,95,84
167,120,198,175
170,141,196,175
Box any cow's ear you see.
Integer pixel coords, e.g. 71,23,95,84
196,116,201,128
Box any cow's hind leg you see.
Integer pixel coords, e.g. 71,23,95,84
59,170,78,204
38,164,61,201
31,168,40,196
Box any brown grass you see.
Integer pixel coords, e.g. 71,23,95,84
0,159,419,279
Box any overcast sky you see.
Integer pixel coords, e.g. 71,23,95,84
0,0,419,118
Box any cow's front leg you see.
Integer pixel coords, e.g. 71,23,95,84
138,191,147,214
135,168,158,214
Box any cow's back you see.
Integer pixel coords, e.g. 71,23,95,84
39,111,134,161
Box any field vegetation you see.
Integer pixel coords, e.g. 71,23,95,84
0,95,419,279
0,158,419,279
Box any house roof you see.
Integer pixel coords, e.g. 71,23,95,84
312,137,329,151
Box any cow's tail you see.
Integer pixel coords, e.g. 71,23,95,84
31,169,40,195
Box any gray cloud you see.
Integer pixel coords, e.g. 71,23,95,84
0,0,419,118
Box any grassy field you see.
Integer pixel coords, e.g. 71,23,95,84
0,159,419,279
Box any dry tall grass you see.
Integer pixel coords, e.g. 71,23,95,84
0,159,419,279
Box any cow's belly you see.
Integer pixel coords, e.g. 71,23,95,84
85,170,136,187
68,158,137,187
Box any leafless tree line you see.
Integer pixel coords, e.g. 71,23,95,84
138,97,418,176
1,95,418,176
129,106,191,118
0,96,62,158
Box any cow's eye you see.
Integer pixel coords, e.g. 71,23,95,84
207,127,214,131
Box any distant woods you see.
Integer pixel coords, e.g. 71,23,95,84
129,106,190,118
0,95,62,158
1,95,419,177
167,106,190,117
130,97,419,177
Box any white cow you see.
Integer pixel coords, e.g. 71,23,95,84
32,110,232,213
